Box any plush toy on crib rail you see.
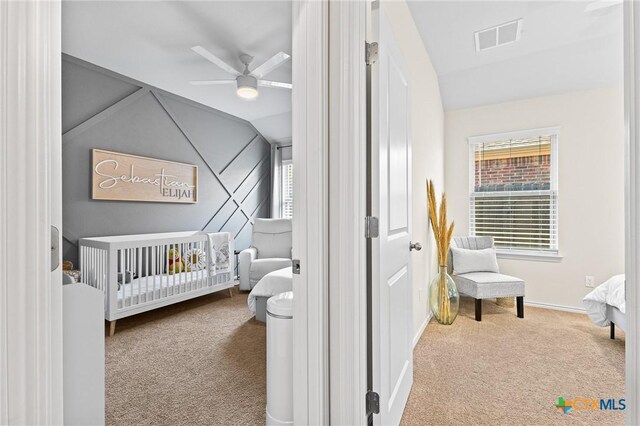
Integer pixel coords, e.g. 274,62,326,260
167,248,186,275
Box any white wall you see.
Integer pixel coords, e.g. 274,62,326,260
383,1,445,340
445,87,624,310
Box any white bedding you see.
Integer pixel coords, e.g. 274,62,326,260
583,274,625,327
117,270,230,308
247,267,292,313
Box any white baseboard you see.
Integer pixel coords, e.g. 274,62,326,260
525,300,586,314
413,313,432,348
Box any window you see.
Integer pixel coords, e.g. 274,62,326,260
468,127,559,258
282,160,293,218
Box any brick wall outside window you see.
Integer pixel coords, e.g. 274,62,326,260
474,154,551,192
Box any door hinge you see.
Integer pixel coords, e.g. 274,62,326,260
292,259,301,275
366,391,380,415
366,42,379,66
365,216,379,239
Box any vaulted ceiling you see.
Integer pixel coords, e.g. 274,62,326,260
62,1,292,144
407,1,623,111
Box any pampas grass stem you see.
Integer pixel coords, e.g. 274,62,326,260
426,179,455,323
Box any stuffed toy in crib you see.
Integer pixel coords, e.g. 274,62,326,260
167,248,186,274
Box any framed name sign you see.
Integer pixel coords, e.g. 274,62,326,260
92,149,198,203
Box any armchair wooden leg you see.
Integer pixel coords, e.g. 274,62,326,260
611,322,616,340
475,298,482,322
228,287,234,298
516,296,524,318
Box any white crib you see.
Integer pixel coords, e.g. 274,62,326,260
79,231,235,336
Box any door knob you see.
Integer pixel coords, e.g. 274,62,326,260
409,241,422,251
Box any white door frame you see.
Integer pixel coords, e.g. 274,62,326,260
294,1,371,423
625,0,640,424
292,0,330,424
0,0,63,424
328,1,368,424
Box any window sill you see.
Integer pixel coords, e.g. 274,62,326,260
496,250,563,262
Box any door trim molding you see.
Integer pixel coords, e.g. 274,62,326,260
292,1,330,424
625,1,640,424
0,1,63,423
328,1,368,424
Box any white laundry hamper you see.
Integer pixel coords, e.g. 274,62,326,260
266,291,294,426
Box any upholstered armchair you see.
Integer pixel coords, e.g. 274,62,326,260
239,218,292,291
448,236,525,321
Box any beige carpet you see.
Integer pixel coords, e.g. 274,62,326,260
105,286,266,426
401,297,625,426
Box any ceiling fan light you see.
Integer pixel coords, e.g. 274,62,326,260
236,75,259,100
237,86,259,99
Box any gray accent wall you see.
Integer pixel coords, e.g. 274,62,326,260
62,55,271,264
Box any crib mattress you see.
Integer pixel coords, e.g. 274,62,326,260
116,270,229,308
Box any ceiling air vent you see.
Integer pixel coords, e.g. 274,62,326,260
474,19,522,52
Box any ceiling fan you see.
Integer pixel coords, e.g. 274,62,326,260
189,45,292,100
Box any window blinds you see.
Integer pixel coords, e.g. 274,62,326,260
470,134,558,253
282,162,293,219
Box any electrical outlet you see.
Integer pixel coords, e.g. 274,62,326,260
585,276,595,288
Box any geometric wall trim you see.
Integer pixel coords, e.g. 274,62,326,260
62,54,271,264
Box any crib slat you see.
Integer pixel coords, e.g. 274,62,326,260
176,243,180,295
174,243,178,296
96,248,99,290
104,249,107,291
145,246,149,304
89,247,92,286
129,248,133,308
88,247,92,286
99,247,103,290
178,243,182,293
128,248,132,307
89,247,93,286
202,241,206,289
92,247,96,287
158,244,162,299
80,246,85,284
152,245,157,301
188,242,192,293
102,248,106,291
178,243,182,294
167,244,172,297
183,242,187,294
100,248,104,291
119,249,125,308
198,241,202,290
129,248,134,308
137,247,142,307
98,248,102,291
202,241,206,287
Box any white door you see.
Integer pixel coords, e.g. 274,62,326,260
370,7,413,426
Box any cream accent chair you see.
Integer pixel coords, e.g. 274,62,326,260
448,236,525,321
239,218,292,291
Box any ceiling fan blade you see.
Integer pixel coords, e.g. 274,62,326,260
191,46,240,76
251,52,291,78
259,80,292,90
189,80,236,86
